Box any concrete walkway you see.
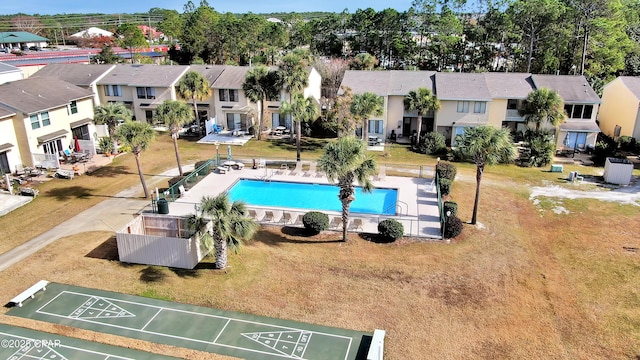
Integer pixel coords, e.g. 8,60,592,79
0,165,190,273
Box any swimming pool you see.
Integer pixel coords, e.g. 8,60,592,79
228,179,398,215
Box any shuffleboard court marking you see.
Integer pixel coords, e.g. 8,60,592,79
141,308,163,330
241,330,312,359
33,290,355,360
69,296,136,319
0,331,138,360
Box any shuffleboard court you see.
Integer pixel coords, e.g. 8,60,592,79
8,283,372,360
0,323,179,360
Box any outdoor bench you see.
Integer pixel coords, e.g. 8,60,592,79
10,280,49,307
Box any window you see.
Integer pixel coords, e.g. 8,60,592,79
474,102,486,114
457,101,469,113
68,100,78,115
564,104,594,119
219,89,238,102
29,111,50,129
507,99,519,110
368,120,384,134
41,111,50,126
30,114,40,129
136,87,155,99
105,85,122,97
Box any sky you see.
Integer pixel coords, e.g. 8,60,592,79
2,1,416,15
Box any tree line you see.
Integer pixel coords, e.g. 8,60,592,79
3,0,639,90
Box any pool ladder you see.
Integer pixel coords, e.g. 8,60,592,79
384,200,408,216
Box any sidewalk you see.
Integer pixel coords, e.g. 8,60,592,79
0,165,191,273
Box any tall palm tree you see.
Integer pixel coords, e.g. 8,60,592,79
243,66,280,140
279,54,309,140
454,126,516,225
115,121,155,198
155,100,193,176
404,87,440,145
177,71,212,131
519,88,565,132
351,92,384,141
94,102,132,138
187,193,258,269
280,94,319,162
317,136,377,242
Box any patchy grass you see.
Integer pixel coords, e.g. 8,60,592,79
1,136,640,359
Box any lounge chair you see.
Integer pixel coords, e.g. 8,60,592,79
330,217,343,229
348,218,363,231
262,211,274,222
280,212,292,224
248,209,258,220
289,161,302,176
55,169,74,180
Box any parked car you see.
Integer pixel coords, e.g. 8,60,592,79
21,45,29,51
29,46,42,51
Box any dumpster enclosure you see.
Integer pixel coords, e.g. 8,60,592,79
603,157,634,185
116,214,211,269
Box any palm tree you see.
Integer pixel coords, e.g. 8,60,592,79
519,88,565,132
351,92,384,141
115,121,155,198
94,102,132,138
242,66,280,140
280,94,319,162
279,54,309,139
454,126,516,225
155,100,193,176
187,193,258,269
317,136,377,242
176,71,212,131
404,87,440,145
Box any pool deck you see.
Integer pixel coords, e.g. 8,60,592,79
165,166,443,240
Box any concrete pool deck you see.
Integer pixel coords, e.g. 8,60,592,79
165,166,443,239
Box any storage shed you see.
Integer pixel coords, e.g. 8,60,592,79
116,214,210,269
603,157,634,185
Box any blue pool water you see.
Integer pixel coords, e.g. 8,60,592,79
228,179,398,215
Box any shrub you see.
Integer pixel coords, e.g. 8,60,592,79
97,137,114,154
195,160,211,174
302,211,329,233
436,161,457,181
618,136,637,152
418,131,447,155
168,176,185,188
443,201,458,217
439,178,452,196
522,130,554,167
444,215,463,239
378,219,404,241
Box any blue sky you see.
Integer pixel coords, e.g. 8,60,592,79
2,1,416,15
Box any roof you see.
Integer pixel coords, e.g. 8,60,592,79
70,27,113,38
0,76,93,114
340,71,392,96
435,72,492,101
0,105,15,119
0,31,48,43
186,65,227,86
559,120,601,133
211,66,252,89
617,76,640,100
484,72,534,99
531,75,600,104
34,64,115,87
340,70,435,96
98,64,189,87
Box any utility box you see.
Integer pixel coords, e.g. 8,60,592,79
603,157,634,185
